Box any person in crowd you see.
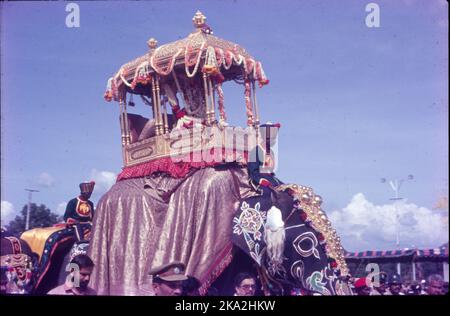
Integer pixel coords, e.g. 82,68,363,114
64,182,95,224
406,281,422,295
443,282,448,295
386,273,405,295
233,272,257,296
370,272,388,295
47,254,96,295
353,277,371,296
149,262,187,296
64,181,96,241
418,279,428,294
426,274,444,295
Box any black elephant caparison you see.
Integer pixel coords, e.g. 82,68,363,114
231,186,352,295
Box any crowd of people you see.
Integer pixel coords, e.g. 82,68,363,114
45,181,448,296
2,182,447,296
352,272,448,296
46,255,448,296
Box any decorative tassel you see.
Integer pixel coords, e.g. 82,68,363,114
104,77,113,102
185,42,205,78
244,58,255,76
215,48,224,67
131,62,152,89
224,50,233,69
256,62,269,87
265,206,286,267
202,46,220,75
151,48,183,76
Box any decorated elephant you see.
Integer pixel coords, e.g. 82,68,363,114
87,11,353,296
19,223,91,294
1,236,38,294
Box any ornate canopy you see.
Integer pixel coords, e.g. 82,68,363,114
105,11,268,100
103,11,268,169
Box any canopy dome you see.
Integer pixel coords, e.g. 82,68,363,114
106,11,268,99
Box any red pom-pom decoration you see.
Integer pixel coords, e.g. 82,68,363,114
318,233,325,242
176,109,187,119
299,210,308,221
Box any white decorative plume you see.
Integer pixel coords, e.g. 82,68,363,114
266,206,284,231
264,206,286,265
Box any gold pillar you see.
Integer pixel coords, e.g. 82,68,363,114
251,81,260,126
152,77,161,135
203,73,212,124
155,76,163,135
208,77,216,123
162,97,169,133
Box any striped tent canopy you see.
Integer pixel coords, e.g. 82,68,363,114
344,243,448,260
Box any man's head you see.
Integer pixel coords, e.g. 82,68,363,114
234,272,257,296
373,272,388,294
426,274,444,295
149,262,188,296
388,273,403,295
354,277,371,296
79,181,95,200
69,254,94,291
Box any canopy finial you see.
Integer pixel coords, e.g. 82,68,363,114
147,38,158,50
192,10,206,29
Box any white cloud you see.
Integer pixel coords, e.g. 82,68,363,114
1,201,17,225
328,193,449,252
37,172,55,187
56,202,68,215
89,169,116,194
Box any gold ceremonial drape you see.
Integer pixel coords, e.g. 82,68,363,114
88,166,256,295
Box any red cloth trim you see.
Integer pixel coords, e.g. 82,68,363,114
117,150,249,181
198,242,234,296
175,108,187,119
66,218,77,225
259,178,272,187
53,223,69,228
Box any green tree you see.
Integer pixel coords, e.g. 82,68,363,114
6,203,60,235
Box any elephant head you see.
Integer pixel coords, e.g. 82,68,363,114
1,236,37,294
231,185,352,295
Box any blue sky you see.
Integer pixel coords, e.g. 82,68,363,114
1,0,448,251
